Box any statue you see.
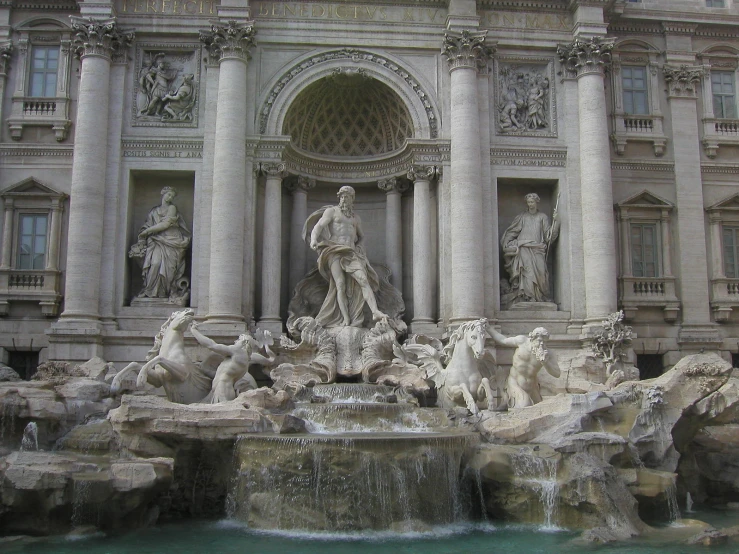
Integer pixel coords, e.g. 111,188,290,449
161,74,196,122
500,192,559,308
138,53,177,117
110,309,214,404
306,185,388,327
488,326,560,408
403,319,496,414
129,186,191,304
190,323,276,403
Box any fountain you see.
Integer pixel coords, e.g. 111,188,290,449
20,421,38,452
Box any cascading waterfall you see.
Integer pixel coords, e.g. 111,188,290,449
511,449,560,529
20,421,38,451
686,492,695,513
665,477,681,522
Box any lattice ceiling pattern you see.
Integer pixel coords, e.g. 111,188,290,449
283,74,414,157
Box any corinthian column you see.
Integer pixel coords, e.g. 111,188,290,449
200,21,256,326
288,176,315,295
558,37,617,323
441,30,494,324
60,18,133,324
378,177,407,290
408,165,438,333
259,163,288,334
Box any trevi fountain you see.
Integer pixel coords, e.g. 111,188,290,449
1,185,739,553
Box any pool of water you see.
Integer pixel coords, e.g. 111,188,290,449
3,513,739,554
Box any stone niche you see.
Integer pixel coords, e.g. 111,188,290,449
126,171,194,307
497,179,560,311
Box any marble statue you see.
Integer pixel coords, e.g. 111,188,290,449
129,186,191,304
161,74,196,122
500,192,559,308
498,64,551,133
138,53,177,117
110,309,214,404
488,326,560,408
306,185,388,327
191,323,276,403
404,319,496,414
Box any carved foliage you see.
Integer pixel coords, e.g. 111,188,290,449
407,165,439,182
557,36,614,77
377,177,408,194
663,65,704,98
441,29,495,72
70,17,134,60
199,20,256,62
497,61,554,135
133,48,200,127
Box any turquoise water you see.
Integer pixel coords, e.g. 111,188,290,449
4,516,739,554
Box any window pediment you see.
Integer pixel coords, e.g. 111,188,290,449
1,178,66,200
708,193,739,212
617,190,674,210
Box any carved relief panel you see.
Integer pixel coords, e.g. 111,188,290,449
494,57,557,138
132,44,201,127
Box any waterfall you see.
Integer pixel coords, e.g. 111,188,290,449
20,421,38,451
686,492,695,513
665,478,681,522
511,449,560,529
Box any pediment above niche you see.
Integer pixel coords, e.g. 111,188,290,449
708,193,739,212
616,190,673,209
0,177,66,199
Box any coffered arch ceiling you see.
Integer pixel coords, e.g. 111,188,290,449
283,73,414,158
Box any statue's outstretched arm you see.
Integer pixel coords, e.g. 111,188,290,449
191,324,234,358
488,328,523,348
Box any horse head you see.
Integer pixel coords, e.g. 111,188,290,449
464,318,488,360
169,308,195,331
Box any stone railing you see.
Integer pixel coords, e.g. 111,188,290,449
7,96,70,141
711,277,739,322
0,269,62,317
611,114,666,156
619,276,679,322
703,118,739,158
713,119,739,135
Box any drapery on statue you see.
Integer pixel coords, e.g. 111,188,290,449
161,73,196,122
138,54,177,116
129,186,191,303
305,185,388,328
488,326,560,408
501,192,559,307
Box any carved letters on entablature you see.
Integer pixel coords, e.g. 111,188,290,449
495,57,557,138
132,45,201,128
490,147,566,168
70,17,134,61
663,65,704,99
441,29,495,73
557,36,615,78
258,48,439,139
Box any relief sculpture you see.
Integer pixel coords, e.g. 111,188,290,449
134,49,199,126
497,63,551,134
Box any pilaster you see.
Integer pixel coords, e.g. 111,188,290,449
288,176,315,296
378,177,407,291
259,162,288,335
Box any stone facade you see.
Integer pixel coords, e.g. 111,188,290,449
1,0,739,372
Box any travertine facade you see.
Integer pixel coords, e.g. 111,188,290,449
2,0,739,373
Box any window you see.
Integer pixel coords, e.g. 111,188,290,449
29,46,59,98
16,214,47,270
631,223,659,278
712,71,736,119
622,66,649,115
723,226,739,278
707,1,726,7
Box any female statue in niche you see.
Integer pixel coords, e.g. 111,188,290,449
130,186,191,304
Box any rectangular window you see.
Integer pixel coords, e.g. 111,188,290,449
723,226,739,278
16,214,47,270
29,46,58,98
631,223,659,278
622,66,649,115
712,71,737,119
707,1,726,7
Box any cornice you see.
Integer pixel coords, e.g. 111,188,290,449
477,0,568,10
702,164,739,175
0,144,73,157
12,1,78,10
121,138,203,151
611,161,674,172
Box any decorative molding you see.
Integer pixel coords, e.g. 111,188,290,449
490,147,566,167
611,161,675,172
378,177,409,194
441,29,495,72
258,48,439,139
663,65,704,99
407,165,439,182
199,20,256,63
702,164,739,175
288,175,316,193
0,145,73,158
259,162,288,179
70,17,134,61
557,36,614,78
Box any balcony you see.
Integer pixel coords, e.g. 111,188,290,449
0,269,62,317
702,118,739,158
619,276,680,322
7,96,71,142
710,277,739,322
611,114,667,157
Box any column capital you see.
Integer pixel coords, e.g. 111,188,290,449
441,29,495,73
2,197,13,210
663,65,704,99
200,20,256,63
407,165,440,183
557,36,614,78
378,177,408,194
259,162,288,179
286,175,316,193
70,17,134,61
0,43,11,77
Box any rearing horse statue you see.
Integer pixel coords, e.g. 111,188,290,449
403,318,496,414
111,308,214,404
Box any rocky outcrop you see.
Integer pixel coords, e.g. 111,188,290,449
0,451,172,535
